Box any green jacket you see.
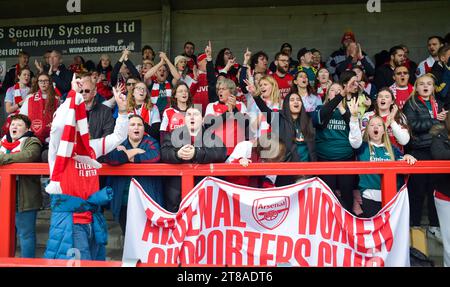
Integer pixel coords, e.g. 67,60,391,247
0,137,43,212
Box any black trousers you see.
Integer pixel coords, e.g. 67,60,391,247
318,157,358,213
362,197,382,218
119,206,127,236
407,148,439,227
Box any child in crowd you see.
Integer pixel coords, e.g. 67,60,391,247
348,97,416,217
361,88,410,152
0,114,42,258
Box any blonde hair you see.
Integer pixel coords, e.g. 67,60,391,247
324,82,346,107
259,75,280,106
363,116,395,161
408,74,436,110
127,81,152,113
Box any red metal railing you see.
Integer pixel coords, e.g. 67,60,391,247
1,161,450,266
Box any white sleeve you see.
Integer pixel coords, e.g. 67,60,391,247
151,105,161,124
160,109,169,131
226,141,253,163
238,101,247,114
184,74,194,88
204,103,215,117
390,120,410,146
349,116,363,149
102,96,116,109
90,113,129,158
4,87,14,103
18,96,31,116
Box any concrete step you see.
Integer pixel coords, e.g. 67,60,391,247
35,209,125,252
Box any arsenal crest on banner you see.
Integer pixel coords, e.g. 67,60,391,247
252,197,290,230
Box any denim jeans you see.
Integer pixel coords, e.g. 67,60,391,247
72,224,102,261
15,210,37,258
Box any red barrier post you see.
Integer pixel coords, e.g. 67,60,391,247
381,171,398,207
0,173,16,257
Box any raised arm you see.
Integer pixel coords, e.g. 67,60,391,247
160,52,180,83
90,86,129,158
348,97,362,149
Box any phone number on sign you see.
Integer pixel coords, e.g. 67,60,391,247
0,49,21,57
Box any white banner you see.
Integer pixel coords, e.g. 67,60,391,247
123,177,410,267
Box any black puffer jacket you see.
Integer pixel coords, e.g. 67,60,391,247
430,128,450,197
403,96,441,151
161,126,227,212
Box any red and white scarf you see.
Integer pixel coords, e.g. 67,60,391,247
150,81,172,104
0,135,26,154
12,83,26,114
28,90,57,143
133,104,152,125
45,90,100,195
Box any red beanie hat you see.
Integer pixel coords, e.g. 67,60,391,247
341,31,356,44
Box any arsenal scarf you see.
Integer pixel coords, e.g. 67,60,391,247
0,132,32,154
28,91,58,143
45,90,100,195
151,81,172,114
13,83,25,114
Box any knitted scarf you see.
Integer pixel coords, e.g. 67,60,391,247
134,104,152,125
151,81,172,114
13,83,24,113
45,90,101,195
28,90,57,143
0,132,32,154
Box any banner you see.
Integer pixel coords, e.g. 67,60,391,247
123,177,410,267
0,20,141,57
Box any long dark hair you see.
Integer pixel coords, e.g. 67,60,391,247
30,72,58,116
292,71,314,95
250,51,269,71
282,92,315,142
215,48,231,69
171,81,193,110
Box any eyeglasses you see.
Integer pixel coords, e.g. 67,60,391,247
80,89,91,94
126,82,137,86
224,51,232,55
134,86,146,91
395,72,409,75
38,80,49,84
